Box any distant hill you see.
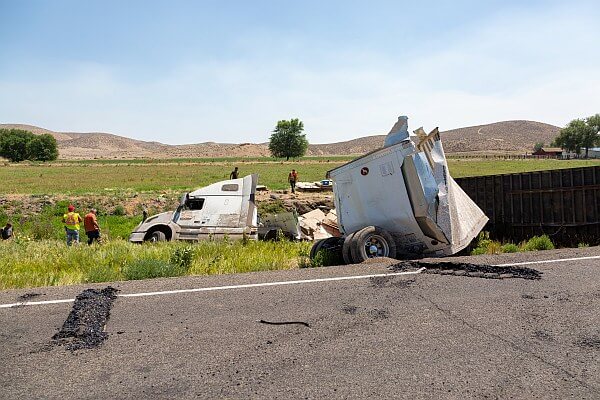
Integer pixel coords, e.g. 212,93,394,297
0,120,560,159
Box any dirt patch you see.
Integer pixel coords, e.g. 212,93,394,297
390,261,542,280
52,287,119,351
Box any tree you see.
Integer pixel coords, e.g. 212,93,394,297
0,129,34,162
26,134,59,161
268,118,308,160
533,142,544,152
552,116,600,157
0,129,58,162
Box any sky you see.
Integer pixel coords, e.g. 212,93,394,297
1,0,599,144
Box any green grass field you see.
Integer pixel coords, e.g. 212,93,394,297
1,158,598,194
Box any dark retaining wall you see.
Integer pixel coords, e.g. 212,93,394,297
455,166,600,246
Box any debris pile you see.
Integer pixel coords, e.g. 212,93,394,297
52,287,119,351
390,261,542,280
295,180,333,192
299,208,340,240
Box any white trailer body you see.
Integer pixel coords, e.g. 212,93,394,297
327,117,488,257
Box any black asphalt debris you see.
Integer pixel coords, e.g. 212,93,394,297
52,287,119,351
17,293,41,300
390,260,542,280
258,319,310,328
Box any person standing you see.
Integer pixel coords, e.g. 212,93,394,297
230,166,239,179
288,169,298,194
62,205,83,246
84,208,101,245
1,223,13,240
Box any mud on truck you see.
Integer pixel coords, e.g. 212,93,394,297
309,115,488,264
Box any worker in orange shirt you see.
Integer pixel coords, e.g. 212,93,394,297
84,208,101,245
63,205,83,246
288,169,298,194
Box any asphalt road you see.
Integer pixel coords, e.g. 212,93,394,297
1,247,599,399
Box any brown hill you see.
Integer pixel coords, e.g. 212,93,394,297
0,120,560,159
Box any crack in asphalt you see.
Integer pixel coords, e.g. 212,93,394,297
416,290,600,395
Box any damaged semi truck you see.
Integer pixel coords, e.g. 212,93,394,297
129,174,301,243
311,116,488,264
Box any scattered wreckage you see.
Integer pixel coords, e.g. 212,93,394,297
131,115,487,266
310,115,488,263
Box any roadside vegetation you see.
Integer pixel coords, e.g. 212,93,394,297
0,238,312,290
470,232,555,255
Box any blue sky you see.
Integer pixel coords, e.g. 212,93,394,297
1,0,599,144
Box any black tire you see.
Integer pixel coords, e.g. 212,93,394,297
263,229,277,241
147,230,166,242
342,232,357,265
310,239,326,260
350,226,396,263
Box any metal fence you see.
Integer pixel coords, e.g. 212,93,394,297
455,166,600,246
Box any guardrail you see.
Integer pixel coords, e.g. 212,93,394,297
455,166,600,246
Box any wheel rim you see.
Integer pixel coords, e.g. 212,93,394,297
362,234,389,257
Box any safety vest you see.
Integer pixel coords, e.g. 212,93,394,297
64,212,81,231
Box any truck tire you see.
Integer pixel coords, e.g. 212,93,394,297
342,232,357,265
147,230,166,242
350,226,396,262
310,239,326,260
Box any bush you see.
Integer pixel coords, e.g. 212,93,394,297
501,243,519,253
26,134,59,161
0,129,58,162
522,235,554,251
170,246,194,269
0,129,34,162
112,205,126,216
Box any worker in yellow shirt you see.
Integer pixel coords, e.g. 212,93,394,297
63,205,83,246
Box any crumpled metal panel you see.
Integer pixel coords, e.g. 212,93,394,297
328,116,488,256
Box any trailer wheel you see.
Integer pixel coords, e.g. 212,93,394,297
310,239,325,260
342,232,357,265
310,237,344,264
350,226,396,262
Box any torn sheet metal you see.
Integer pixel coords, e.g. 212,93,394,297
327,116,488,257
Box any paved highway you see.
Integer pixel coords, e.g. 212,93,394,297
1,247,599,399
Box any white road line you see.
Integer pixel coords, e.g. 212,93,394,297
0,269,425,309
2,254,599,309
495,255,600,267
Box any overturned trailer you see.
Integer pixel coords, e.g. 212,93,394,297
312,116,488,263
129,174,301,243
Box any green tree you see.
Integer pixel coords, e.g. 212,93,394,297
0,129,35,162
26,134,59,161
268,118,309,160
552,117,599,157
533,142,544,152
